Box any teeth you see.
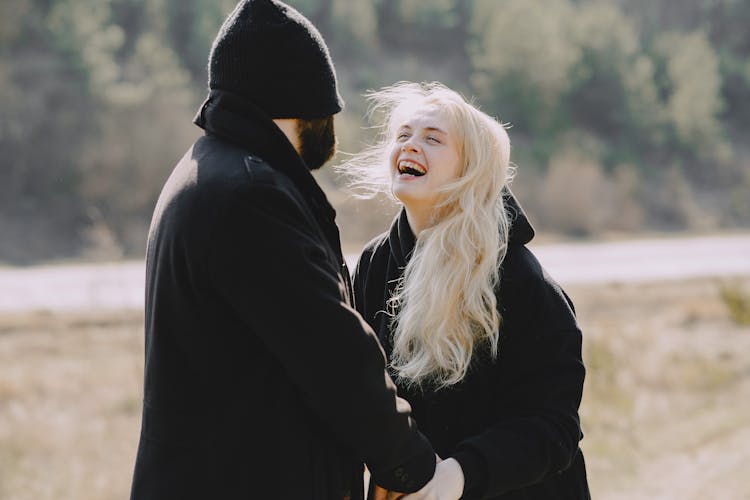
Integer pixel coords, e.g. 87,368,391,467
398,160,426,175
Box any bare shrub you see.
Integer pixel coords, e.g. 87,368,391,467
720,282,750,326
608,165,645,232
77,86,199,258
643,166,718,231
536,153,613,236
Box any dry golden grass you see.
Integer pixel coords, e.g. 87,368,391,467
0,311,143,500
0,278,749,499
573,277,750,499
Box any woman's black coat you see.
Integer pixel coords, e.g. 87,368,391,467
353,201,591,500
129,90,436,499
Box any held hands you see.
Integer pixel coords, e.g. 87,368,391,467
372,456,464,500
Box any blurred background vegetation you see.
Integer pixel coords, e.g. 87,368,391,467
1,0,749,263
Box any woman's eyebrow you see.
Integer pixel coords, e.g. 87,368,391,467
397,124,447,134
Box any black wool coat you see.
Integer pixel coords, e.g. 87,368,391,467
129,90,436,500
353,200,591,500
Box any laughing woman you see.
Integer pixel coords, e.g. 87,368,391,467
342,82,591,500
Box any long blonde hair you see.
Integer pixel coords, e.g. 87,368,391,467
340,82,513,388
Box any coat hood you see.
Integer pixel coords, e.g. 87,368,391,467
506,189,535,246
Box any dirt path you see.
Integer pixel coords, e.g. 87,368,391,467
600,376,750,500
1,233,749,313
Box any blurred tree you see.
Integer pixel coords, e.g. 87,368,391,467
0,0,200,260
0,0,33,46
704,0,750,54
158,0,235,85
652,30,727,161
285,0,333,40
470,0,580,134
288,0,378,59
374,0,472,76
618,0,750,134
2,0,750,262
329,0,378,58
615,0,716,36
69,0,197,254
705,0,750,131
565,2,663,158
0,0,96,260
110,0,146,59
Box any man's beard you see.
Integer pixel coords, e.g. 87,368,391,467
298,116,336,170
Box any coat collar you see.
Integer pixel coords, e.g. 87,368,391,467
388,209,417,268
193,89,337,223
387,189,535,268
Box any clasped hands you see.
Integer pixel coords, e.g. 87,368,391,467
372,456,464,500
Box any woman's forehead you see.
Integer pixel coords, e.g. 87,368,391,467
392,101,451,131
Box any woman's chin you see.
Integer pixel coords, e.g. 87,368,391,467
392,188,419,207
394,192,438,215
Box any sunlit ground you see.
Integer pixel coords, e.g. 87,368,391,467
0,277,749,499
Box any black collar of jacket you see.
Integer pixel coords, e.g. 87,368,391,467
389,209,417,268
388,189,536,268
193,89,337,224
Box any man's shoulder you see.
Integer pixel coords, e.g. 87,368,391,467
171,139,313,235
192,135,292,194
154,136,304,234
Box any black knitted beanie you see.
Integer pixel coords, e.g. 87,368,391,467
208,0,344,119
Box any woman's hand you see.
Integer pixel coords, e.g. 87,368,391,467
400,458,464,500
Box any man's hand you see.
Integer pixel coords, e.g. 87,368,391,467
371,454,443,500
400,458,464,500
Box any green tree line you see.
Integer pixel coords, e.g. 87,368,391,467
1,0,748,262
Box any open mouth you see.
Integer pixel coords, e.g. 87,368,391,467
397,159,426,177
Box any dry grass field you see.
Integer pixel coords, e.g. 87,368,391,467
1,277,749,499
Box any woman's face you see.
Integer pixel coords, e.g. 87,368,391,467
389,104,463,215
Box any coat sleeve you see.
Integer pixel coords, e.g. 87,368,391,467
452,250,586,499
206,181,435,493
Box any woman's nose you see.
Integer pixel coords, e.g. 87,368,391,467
401,139,420,152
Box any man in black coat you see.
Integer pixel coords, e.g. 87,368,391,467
129,1,436,498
